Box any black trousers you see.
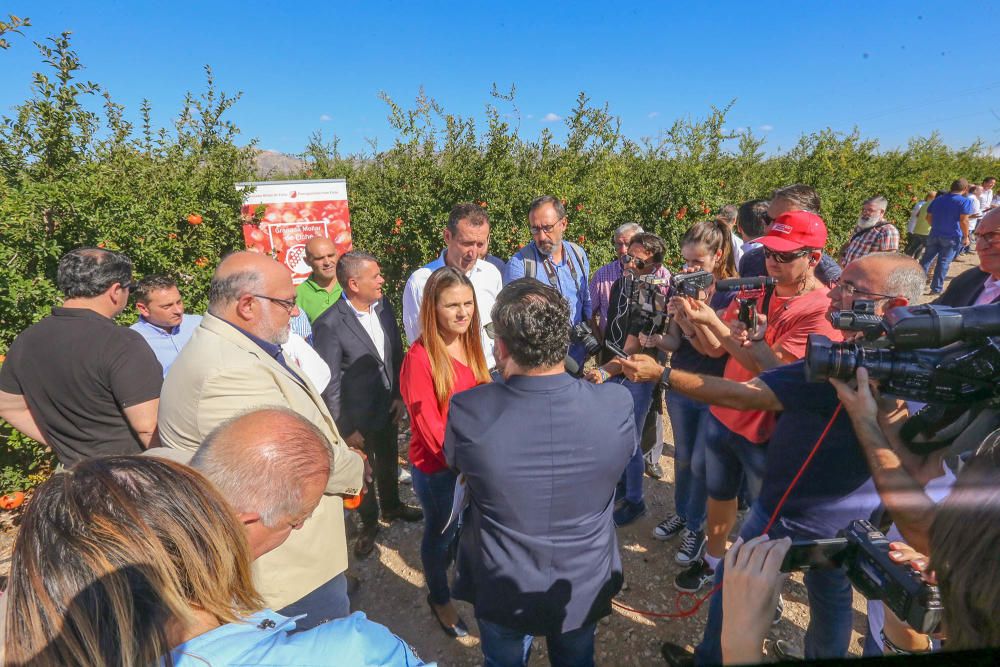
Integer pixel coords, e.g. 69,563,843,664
357,421,402,526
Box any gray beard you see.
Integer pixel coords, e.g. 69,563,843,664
857,215,880,230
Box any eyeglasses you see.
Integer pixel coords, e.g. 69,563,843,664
763,248,810,263
829,278,896,300
529,220,564,236
253,294,298,312
624,254,650,270
978,230,1000,247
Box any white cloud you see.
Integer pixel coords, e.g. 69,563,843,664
648,111,660,119
759,124,774,132
542,112,562,122
319,114,333,122
526,114,534,119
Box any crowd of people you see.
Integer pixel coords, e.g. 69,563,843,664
0,183,998,665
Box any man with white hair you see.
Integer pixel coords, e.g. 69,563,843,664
157,251,365,629
839,196,900,266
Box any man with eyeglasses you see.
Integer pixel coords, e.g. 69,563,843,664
934,207,1000,307
505,195,593,366
158,251,367,628
0,247,163,466
313,251,423,559
622,251,927,664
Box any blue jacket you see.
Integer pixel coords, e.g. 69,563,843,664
169,610,431,666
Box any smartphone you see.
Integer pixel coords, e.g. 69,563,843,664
779,538,849,573
604,341,628,360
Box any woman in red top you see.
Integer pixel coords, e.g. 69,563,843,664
400,266,490,639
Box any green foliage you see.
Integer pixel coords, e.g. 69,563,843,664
2,33,999,492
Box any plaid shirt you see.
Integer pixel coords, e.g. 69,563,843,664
588,259,671,331
840,222,900,266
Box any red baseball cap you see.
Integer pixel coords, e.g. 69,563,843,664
758,210,827,252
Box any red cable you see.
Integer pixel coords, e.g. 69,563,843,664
612,403,844,619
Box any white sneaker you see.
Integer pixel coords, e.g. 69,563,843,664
398,467,412,485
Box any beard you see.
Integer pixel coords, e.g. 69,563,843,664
857,215,880,230
259,308,291,346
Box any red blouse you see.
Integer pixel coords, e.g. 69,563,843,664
400,340,482,474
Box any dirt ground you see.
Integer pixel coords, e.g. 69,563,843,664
0,251,975,665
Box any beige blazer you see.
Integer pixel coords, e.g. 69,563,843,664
158,313,364,609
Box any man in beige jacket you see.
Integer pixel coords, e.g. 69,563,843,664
158,251,366,628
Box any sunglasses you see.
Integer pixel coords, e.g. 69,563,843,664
624,254,650,270
763,248,811,264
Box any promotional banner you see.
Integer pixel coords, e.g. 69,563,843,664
237,179,353,284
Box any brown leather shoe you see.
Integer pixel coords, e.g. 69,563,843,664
382,504,423,523
354,523,379,559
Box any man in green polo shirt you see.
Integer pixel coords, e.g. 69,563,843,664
296,236,344,323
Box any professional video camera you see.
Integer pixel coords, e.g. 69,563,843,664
780,520,942,634
715,276,777,334
670,270,715,299
805,302,1000,404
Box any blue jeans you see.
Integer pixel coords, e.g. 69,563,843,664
276,572,350,631
478,617,597,667
702,413,767,503
615,378,655,504
694,505,854,664
411,466,459,605
920,236,959,293
665,392,709,531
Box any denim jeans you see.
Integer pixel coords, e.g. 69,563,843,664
920,236,959,293
702,413,767,503
665,392,709,531
615,378,655,504
411,466,459,605
694,504,854,664
477,617,597,667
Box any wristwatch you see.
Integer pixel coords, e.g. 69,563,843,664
658,365,672,391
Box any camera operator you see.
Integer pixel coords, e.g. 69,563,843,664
623,251,925,663
829,367,957,656
719,441,1000,662
584,232,667,526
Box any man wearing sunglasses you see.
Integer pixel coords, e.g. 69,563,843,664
623,249,927,664
0,247,163,466
933,207,1000,307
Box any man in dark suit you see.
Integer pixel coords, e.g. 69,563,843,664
445,279,636,666
933,209,1000,307
313,251,422,558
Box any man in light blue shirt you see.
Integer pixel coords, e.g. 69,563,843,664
504,195,592,367
130,275,202,377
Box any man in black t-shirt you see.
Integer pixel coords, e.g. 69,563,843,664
0,248,162,466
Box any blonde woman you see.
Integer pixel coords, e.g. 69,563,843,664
2,456,426,666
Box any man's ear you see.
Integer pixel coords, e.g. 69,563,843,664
883,296,909,312
809,251,821,266
443,228,452,245
237,510,262,528
136,301,150,318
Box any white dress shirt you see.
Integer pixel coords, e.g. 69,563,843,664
976,275,1000,306
345,298,386,361
402,251,502,367
281,331,332,392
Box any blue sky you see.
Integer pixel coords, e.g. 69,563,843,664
2,2,999,157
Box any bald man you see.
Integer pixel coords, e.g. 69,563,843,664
157,251,365,627
297,236,343,323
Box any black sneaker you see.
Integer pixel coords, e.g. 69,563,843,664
674,558,715,592
675,529,706,565
652,514,686,541
660,641,695,667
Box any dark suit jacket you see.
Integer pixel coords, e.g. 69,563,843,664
444,373,636,635
933,266,995,307
312,297,403,437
